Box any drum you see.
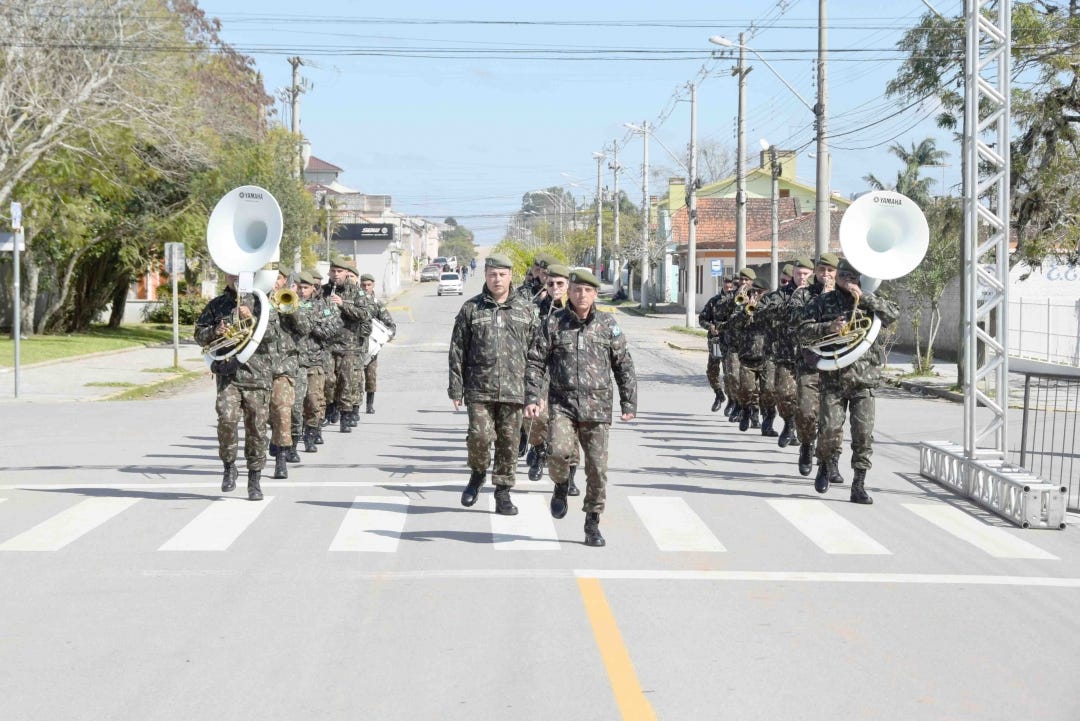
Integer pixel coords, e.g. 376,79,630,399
367,318,393,358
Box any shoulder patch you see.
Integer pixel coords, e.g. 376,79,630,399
611,324,622,337
323,308,332,316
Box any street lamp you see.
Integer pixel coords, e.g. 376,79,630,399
760,138,781,290
623,121,650,311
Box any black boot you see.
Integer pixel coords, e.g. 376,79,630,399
760,408,779,437
525,445,538,468
247,470,263,501
584,512,605,547
493,485,518,516
528,446,547,481
728,403,741,423
314,428,324,445
723,399,735,416
303,427,318,453
711,389,725,412
274,452,288,480
850,469,873,504
814,462,830,494
340,414,351,434
739,406,752,432
518,428,528,457
798,442,814,476
325,403,339,425
778,420,794,448
285,441,301,463
750,407,761,429
268,442,279,457
348,406,360,427
221,462,237,493
567,465,580,496
550,482,569,519
828,455,845,485
461,470,485,507
366,392,375,414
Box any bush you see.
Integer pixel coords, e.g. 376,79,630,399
143,289,205,325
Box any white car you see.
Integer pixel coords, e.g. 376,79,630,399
437,272,463,296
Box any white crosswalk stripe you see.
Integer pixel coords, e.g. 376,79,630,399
0,497,139,551
489,494,561,550
903,503,1059,560
767,499,891,555
159,497,275,551
329,495,411,552
629,496,726,552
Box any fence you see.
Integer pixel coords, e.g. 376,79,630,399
1010,358,1080,511
1010,298,1080,366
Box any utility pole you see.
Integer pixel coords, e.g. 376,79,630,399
768,144,780,290
815,0,831,261
735,32,749,273
640,121,650,311
611,140,622,295
593,152,604,278
288,57,304,177
685,83,698,328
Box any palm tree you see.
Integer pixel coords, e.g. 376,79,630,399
863,138,947,206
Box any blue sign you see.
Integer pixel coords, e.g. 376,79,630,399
710,259,724,277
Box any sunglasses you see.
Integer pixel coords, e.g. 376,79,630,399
546,280,567,287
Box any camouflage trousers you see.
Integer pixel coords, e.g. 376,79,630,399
773,362,798,421
816,379,876,470
737,359,774,409
722,350,742,404
303,365,326,429
215,381,269,471
290,368,308,439
548,414,609,514
706,354,723,392
325,352,360,409
795,369,821,444
466,401,524,487
270,375,295,446
364,356,379,393
349,354,365,407
526,401,582,463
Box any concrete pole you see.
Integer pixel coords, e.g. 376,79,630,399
640,121,650,311
769,146,780,290
735,33,748,273
289,56,304,272
815,0,831,261
595,153,604,277
686,83,698,328
612,141,621,294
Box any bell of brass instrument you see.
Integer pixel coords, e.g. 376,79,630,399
202,310,257,357
271,287,299,313
745,298,758,315
734,290,749,306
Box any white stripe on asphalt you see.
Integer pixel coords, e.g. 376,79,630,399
489,493,561,550
628,496,726,552
0,497,139,551
159,497,274,551
903,504,1059,560
329,496,411,552
767,499,890,555
0,480,552,491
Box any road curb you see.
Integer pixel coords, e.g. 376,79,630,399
886,376,964,403
0,342,188,373
666,341,707,352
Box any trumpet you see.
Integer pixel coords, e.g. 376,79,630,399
734,290,749,306
745,298,758,315
271,287,299,313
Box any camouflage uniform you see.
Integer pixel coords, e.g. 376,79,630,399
525,303,637,514
716,292,743,405
299,295,342,428
514,274,543,303
267,309,299,447
697,291,730,393
526,293,564,450
321,280,371,413
448,285,538,486
732,293,776,410
363,295,397,393
762,281,800,424
788,280,828,444
194,288,276,472
799,288,899,469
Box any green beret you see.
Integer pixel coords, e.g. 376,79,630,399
752,276,770,291
360,273,375,283
546,263,570,279
782,263,794,277
485,253,513,269
298,271,318,286
837,258,860,277
738,267,756,281
568,269,601,289
330,255,357,274
795,256,814,270
533,252,557,268
817,252,840,269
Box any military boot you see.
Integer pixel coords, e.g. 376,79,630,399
750,407,761,429
778,420,794,448
738,406,753,432
814,462,831,494
798,442,814,476
285,442,301,463
268,442,279,457
221,462,237,493
461,470,485,507
247,470,263,501
711,389,725,412
550,482,569,519
728,403,741,423
325,403,339,425
723,399,735,416
366,392,376,414
339,413,352,434
850,469,873,504
828,455,845,485
760,408,779,437
348,405,360,427
314,427,325,445
567,465,580,496
303,427,318,453
584,512,605,547
493,485,518,516
273,452,288,480
528,445,547,481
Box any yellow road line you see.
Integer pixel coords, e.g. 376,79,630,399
385,305,413,322
577,577,657,721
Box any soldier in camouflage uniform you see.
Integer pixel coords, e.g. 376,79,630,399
343,267,378,424
697,277,735,412
762,258,814,446
321,257,372,434
799,259,899,503
295,271,343,452
194,275,279,501
732,276,773,433
359,272,397,414
525,269,637,548
721,268,756,422
266,270,300,479
787,252,839,478
514,251,553,303
449,253,539,515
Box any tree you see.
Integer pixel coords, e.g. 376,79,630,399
864,138,947,206
439,219,477,264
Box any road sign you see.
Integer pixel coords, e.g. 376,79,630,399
710,259,724,277
164,242,185,274
11,202,22,230
0,230,25,252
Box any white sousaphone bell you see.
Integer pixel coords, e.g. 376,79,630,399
202,185,284,365
811,190,928,371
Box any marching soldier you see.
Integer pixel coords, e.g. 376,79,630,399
515,251,553,302
697,279,733,412
358,272,397,414
764,258,814,446
295,271,343,452
799,259,899,503
321,257,372,434
732,276,773,433
525,269,637,547
267,270,300,479
722,268,756,422
448,253,539,515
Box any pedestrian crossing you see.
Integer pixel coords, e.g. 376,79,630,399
0,491,1064,560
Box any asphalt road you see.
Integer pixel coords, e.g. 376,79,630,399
1,274,1078,721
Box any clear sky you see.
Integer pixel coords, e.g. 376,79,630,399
198,0,963,245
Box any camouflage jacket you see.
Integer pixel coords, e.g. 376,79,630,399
448,285,538,404
321,281,371,355
514,275,543,303
760,282,799,364
294,296,343,368
798,289,900,390
526,302,637,423
697,291,730,345
730,292,775,365
193,289,276,390
787,280,828,372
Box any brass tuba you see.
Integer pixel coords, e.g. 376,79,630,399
271,287,299,313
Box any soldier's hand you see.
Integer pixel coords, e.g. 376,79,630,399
524,403,541,418
828,318,846,335
620,412,636,421
452,399,462,410
237,306,253,320
215,319,228,335
848,284,862,305
330,294,343,306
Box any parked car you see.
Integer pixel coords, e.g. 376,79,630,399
420,264,442,282
437,272,464,296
